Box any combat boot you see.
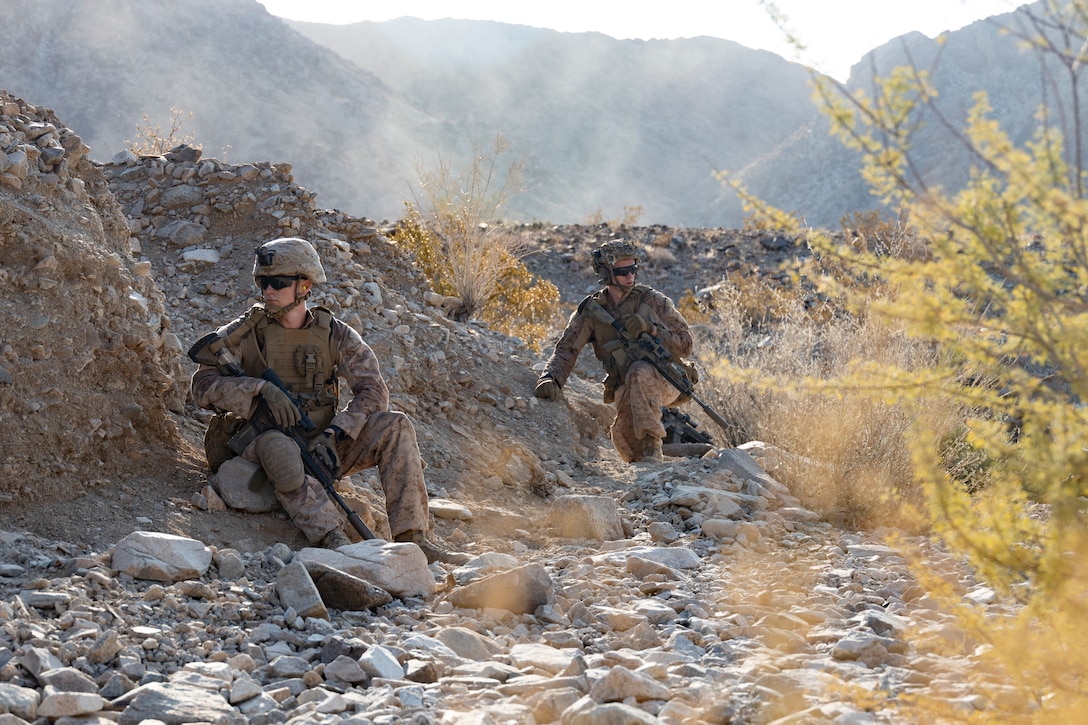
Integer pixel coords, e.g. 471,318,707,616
640,435,664,463
394,530,471,565
320,528,351,549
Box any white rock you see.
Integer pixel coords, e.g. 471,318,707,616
0,683,40,720
36,691,105,718
182,248,220,264
508,643,575,674
296,541,435,598
359,645,403,680
228,678,263,705
430,498,473,521
547,494,624,540
110,531,213,582
111,148,138,165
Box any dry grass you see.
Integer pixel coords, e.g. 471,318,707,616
690,264,961,532
840,210,931,261
126,107,201,156
409,135,527,321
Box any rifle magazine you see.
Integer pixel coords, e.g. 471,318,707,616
227,422,262,456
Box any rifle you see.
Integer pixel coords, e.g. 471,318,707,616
188,332,376,540
583,300,734,438
661,406,713,445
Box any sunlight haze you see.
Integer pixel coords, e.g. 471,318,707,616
257,0,1021,81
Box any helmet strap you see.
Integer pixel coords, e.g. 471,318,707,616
265,289,308,321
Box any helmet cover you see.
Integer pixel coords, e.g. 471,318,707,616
253,237,326,283
591,238,641,284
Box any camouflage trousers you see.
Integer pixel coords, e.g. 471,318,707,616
243,411,430,543
242,431,342,544
610,361,682,463
338,410,430,539
275,475,342,544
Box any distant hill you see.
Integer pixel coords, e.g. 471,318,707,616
0,0,1062,227
0,0,437,221
286,17,820,226
733,3,1075,227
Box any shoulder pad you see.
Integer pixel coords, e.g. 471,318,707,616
578,295,618,326
217,304,267,346
576,288,609,314
188,332,223,366
311,306,335,329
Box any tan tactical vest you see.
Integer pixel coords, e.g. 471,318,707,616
579,284,650,382
222,304,342,432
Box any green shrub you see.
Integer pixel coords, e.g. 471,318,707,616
789,2,1088,716
392,208,559,352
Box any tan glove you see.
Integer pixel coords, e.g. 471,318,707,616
308,429,341,477
259,383,302,428
534,377,561,401
623,314,655,338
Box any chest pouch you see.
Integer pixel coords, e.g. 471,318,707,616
294,344,322,390
601,339,630,379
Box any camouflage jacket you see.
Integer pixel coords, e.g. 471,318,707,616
541,284,693,388
190,305,389,440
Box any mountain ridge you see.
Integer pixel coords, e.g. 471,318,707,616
0,0,1055,227
287,16,821,225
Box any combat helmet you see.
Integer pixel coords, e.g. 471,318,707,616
253,237,326,284
591,238,641,285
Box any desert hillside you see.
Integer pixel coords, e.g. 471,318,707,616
1,0,1055,231
0,91,1025,723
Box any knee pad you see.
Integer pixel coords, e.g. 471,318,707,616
253,432,305,493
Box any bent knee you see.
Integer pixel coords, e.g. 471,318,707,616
253,431,304,492
627,361,657,382
369,410,416,439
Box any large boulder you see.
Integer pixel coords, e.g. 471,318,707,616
110,532,212,582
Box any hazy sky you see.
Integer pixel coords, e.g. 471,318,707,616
257,0,1021,81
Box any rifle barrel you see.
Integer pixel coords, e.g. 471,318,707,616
694,398,733,436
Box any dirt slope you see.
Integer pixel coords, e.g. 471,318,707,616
0,89,806,559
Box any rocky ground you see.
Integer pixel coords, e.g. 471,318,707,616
0,90,1023,723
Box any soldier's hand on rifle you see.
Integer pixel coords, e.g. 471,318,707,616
309,430,341,477
534,376,561,401
259,383,302,428
623,314,655,338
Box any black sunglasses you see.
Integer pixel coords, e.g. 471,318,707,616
612,265,639,276
258,275,301,290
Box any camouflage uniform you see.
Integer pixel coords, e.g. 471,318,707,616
191,305,429,542
540,284,694,462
